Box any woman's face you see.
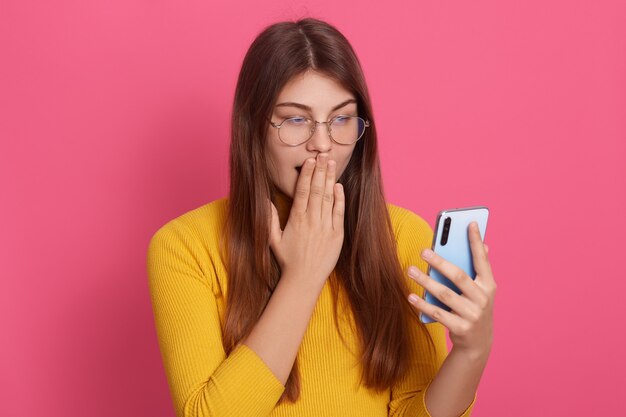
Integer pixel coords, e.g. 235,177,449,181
266,70,358,199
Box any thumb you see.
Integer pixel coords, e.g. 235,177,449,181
268,200,282,248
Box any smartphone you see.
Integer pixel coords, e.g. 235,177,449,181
420,206,489,324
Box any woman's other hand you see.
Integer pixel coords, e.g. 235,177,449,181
407,222,496,359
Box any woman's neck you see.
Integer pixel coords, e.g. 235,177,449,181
272,188,293,230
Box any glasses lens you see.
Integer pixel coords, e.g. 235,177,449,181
330,116,366,144
279,117,313,145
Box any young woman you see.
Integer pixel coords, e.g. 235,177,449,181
147,18,496,417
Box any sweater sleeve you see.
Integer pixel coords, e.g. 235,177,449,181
388,209,476,417
146,220,285,417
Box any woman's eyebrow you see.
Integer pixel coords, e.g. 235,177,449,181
275,98,357,112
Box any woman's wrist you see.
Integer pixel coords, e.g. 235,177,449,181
280,268,331,291
449,343,492,364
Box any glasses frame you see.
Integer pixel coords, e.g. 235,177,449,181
269,115,371,147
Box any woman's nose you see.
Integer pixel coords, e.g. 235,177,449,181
306,122,333,153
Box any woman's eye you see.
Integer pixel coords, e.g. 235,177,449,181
286,117,307,125
333,116,350,125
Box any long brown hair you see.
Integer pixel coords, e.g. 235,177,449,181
221,18,433,403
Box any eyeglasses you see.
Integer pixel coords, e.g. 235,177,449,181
269,115,370,146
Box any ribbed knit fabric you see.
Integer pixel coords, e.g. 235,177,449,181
146,195,476,417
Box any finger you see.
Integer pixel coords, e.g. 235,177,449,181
421,249,486,305
408,292,465,331
468,222,494,285
332,183,345,232
268,201,282,248
307,153,329,216
408,266,477,319
291,158,315,218
321,159,337,222
484,244,489,254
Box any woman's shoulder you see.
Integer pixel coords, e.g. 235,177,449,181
149,197,229,248
385,202,434,273
385,202,433,238
147,198,230,295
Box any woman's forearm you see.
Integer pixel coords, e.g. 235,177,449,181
424,346,490,417
242,272,326,385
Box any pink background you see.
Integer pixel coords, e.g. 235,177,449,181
1,1,624,416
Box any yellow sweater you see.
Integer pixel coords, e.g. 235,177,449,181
147,196,475,417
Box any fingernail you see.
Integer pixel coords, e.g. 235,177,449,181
422,249,434,259
408,294,420,304
408,266,420,277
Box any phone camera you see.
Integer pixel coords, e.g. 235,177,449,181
441,217,451,246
